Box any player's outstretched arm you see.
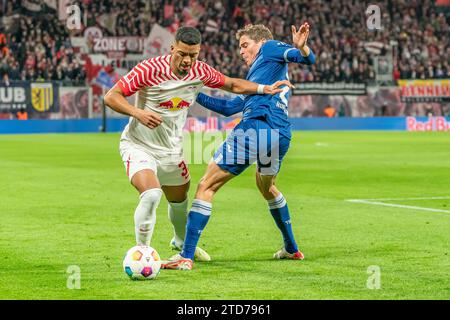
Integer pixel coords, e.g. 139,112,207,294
264,36,315,65
290,22,315,65
220,77,294,95
292,23,310,56
104,84,163,129
196,93,244,117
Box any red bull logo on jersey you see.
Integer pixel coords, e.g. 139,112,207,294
159,97,191,111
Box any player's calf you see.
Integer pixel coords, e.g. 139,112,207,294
134,188,163,246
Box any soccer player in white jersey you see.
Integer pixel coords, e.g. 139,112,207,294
104,27,291,262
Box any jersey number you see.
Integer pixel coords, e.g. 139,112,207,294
279,86,290,106
178,161,189,179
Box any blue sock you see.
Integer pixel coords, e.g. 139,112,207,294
268,193,298,253
180,199,212,260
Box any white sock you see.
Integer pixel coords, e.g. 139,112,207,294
168,198,189,247
134,188,163,246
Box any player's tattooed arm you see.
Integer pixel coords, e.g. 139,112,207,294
292,22,311,57
104,84,163,129
220,77,294,95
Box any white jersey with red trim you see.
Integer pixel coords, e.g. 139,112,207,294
117,54,225,162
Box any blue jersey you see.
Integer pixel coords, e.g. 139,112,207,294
242,40,315,139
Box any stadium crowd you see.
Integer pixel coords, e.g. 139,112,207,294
0,0,85,85
0,0,449,85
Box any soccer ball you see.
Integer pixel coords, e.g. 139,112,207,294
123,245,162,280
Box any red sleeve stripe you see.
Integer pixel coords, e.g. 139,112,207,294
185,68,193,81
203,63,214,85
185,66,194,81
141,60,158,86
131,66,145,90
131,76,140,92
119,70,136,95
159,57,172,82
143,60,157,84
154,56,170,82
210,69,219,85
203,64,213,83
118,78,131,96
135,64,148,87
200,62,225,88
210,65,221,85
164,55,178,80
151,57,163,82
125,74,138,95
197,63,204,80
140,61,156,86
148,60,164,84
161,56,171,80
195,62,203,80
192,63,200,80
198,62,208,82
117,59,159,96
211,68,223,86
212,73,221,85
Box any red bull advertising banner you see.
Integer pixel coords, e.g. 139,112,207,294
183,117,242,132
194,85,449,119
406,116,450,132
184,117,219,132
398,80,450,102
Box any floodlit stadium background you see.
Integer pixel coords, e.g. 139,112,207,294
0,0,448,129
0,0,449,300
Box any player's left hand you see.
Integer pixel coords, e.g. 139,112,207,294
264,80,295,95
292,22,310,50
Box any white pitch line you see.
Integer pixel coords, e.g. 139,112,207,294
347,196,450,201
346,199,450,214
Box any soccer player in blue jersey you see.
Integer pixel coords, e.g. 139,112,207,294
163,23,315,270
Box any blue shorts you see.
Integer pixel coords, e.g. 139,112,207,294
213,118,290,176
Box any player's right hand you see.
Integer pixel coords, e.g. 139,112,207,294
134,109,163,129
292,22,310,50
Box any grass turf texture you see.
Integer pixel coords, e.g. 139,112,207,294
0,131,449,300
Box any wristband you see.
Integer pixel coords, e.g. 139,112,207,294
257,84,265,94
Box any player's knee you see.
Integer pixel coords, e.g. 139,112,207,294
140,188,163,207
166,193,188,203
195,179,216,201
259,184,279,200
131,170,160,194
197,178,210,192
260,190,274,200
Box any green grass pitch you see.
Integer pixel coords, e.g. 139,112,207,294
0,131,449,300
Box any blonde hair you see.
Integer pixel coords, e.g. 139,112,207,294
236,24,273,42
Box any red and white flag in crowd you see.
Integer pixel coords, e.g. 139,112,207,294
143,24,175,58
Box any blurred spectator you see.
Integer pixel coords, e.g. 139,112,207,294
16,107,28,120
0,14,86,85
323,105,336,118
0,0,448,85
